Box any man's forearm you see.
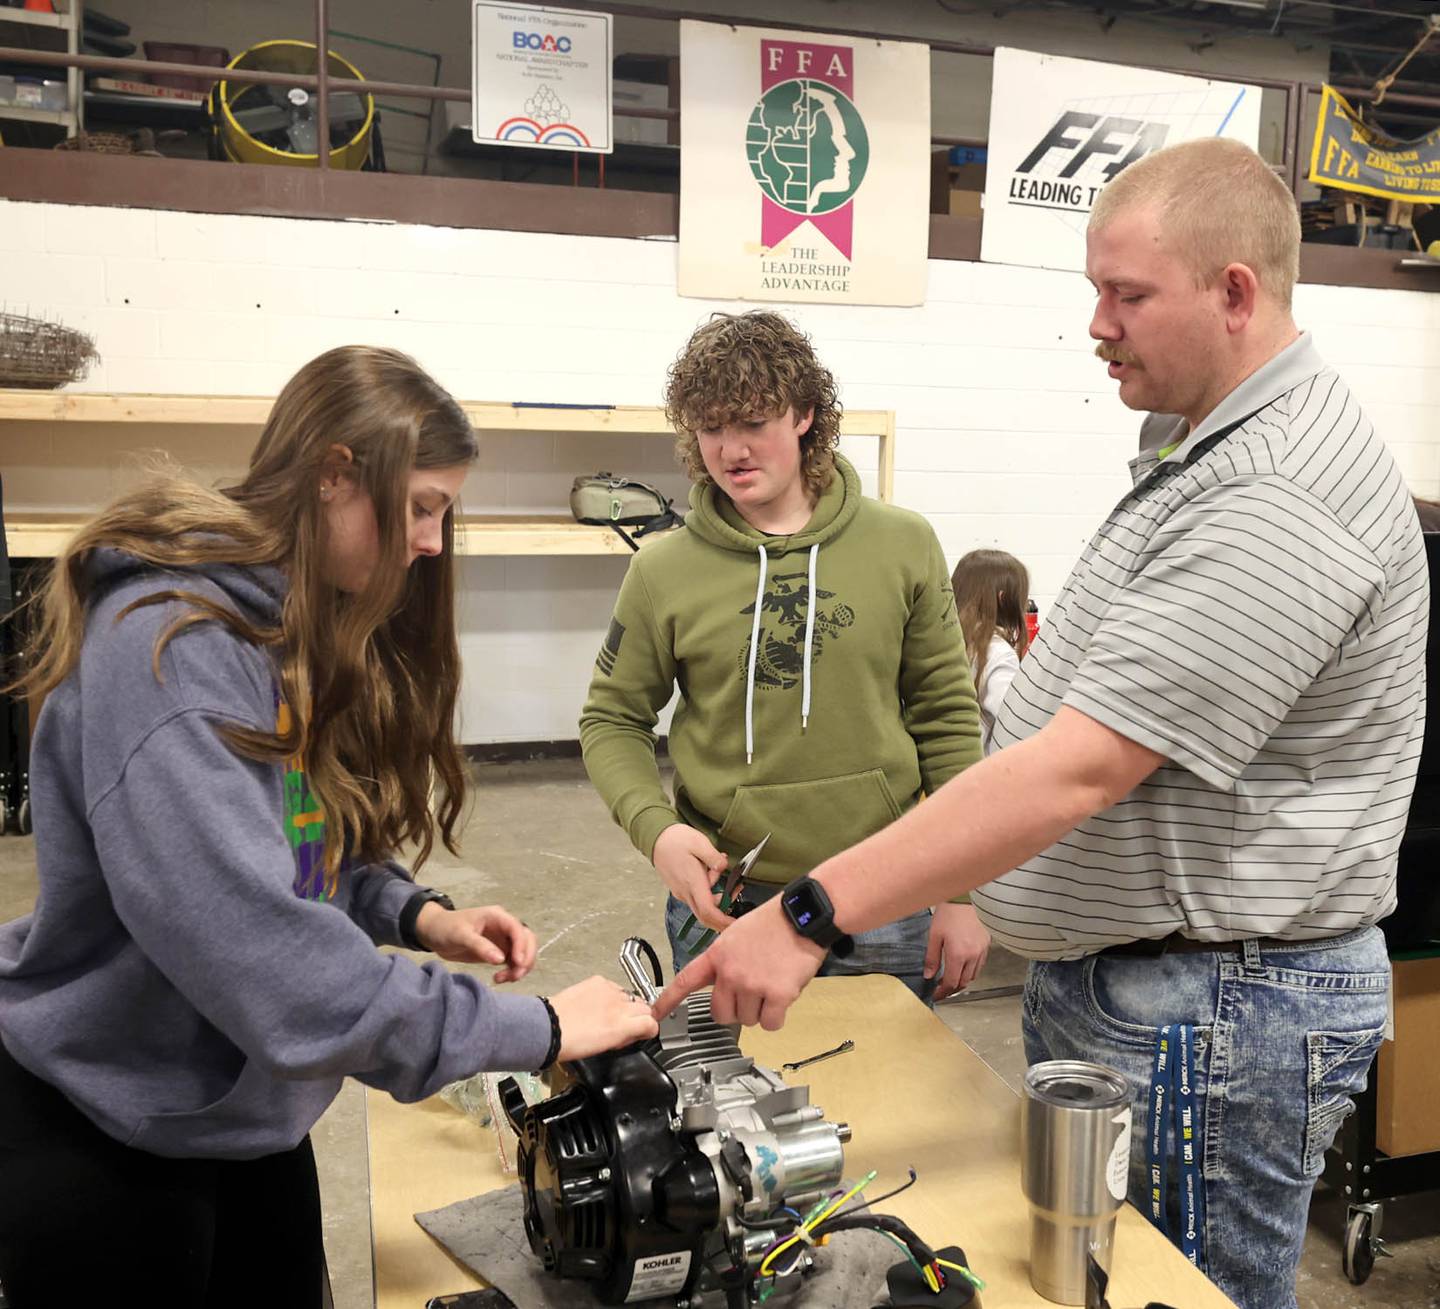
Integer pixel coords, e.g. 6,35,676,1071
816,706,1163,935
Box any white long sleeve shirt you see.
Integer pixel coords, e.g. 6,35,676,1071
978,634,1021,756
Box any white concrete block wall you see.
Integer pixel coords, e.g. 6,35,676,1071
3,198,1438,741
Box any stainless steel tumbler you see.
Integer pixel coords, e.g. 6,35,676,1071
1021,1060,1135,1304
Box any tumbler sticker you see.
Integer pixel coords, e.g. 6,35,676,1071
1107,1109,1132,1201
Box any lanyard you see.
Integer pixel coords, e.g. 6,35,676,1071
1146,1023,1205,1269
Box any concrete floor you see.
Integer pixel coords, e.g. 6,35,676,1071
3,756,1439,1307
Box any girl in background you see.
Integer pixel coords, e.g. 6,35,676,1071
951,549,1031,754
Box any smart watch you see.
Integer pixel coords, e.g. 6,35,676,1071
779,877,854,958
399,887,456,950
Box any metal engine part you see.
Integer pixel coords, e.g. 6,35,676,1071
500,938,851,1307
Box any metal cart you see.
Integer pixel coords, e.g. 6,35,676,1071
1322,945,1440,1284
1322,530,1440,1284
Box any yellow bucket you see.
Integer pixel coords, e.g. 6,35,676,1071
214,40,374,170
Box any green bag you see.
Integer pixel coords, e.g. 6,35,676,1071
568,472,683,551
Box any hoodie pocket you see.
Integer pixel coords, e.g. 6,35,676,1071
718,768,906,881
125,1059,330,1156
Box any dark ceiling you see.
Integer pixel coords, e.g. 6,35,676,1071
1004,0,1440,132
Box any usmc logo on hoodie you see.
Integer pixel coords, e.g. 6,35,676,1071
738,571,855,689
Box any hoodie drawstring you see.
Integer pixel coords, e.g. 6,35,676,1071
801,543,818,731
746,542,820,764
745,545,768,765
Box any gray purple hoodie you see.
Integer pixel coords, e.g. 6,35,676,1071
0,549,549,1159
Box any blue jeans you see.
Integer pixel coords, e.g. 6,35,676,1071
1023,928,1389,1309
664,893,937,1005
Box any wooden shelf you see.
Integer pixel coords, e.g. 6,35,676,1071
4,513,666,560
0,392,674,429
454,515,666,556
3,515,76,559
1,392,896,555
0,389,891,440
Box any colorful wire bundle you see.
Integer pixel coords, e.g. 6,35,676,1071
758,1171,876,1279
751,1169,985,1301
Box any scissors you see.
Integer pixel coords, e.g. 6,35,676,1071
678,832,771,950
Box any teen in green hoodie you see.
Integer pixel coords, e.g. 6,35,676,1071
580,312,988,1000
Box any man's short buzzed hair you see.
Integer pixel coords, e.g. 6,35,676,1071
1089,137,1302,309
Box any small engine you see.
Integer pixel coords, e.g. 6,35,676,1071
500,939,851,1307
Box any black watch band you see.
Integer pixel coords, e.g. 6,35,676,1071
779,876,854,958
537,996,563,1071
398,888,455,951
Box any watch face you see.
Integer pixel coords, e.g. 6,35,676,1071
783,885,821,929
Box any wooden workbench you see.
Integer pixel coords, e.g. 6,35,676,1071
368,974,1237,1308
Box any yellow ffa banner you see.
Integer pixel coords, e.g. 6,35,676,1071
1308,85,1440,202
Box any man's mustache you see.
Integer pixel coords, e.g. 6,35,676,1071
1095,343,1139,366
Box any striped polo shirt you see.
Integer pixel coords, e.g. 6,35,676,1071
972,333,1429,961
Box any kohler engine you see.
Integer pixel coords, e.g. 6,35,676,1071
500,939,851,1307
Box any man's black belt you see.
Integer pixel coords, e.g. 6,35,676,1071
1097,931,1285,958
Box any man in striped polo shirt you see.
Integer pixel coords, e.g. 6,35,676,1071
658,138,1428,1309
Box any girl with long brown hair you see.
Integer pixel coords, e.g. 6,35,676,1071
0,346,655,1306
950,548,1031,754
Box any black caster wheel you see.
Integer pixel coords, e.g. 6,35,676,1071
1342,1202,1389,1285
16,796,29,836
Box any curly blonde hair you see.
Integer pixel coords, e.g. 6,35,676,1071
664,311,842,498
